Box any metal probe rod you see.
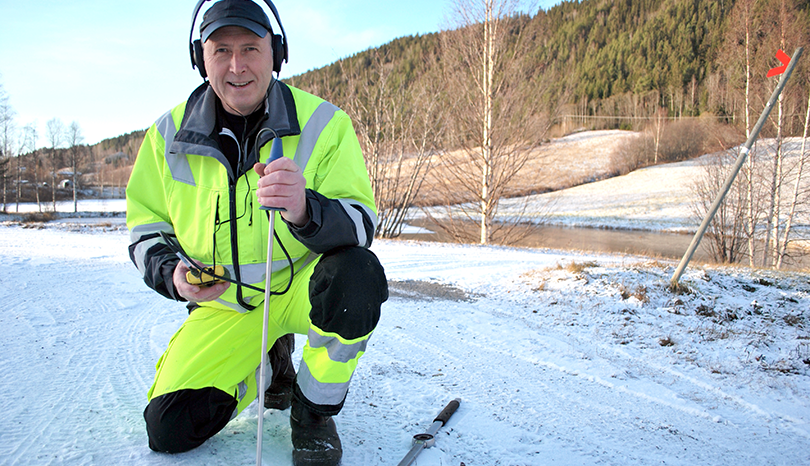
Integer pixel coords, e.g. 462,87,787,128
256,137,286,466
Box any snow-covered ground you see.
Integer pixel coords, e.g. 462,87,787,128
507,157,703,232
1,222,809,465
1,132,809,465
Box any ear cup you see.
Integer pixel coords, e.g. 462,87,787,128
192,39,207,78
272,34,285,73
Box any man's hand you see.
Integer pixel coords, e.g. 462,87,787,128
173,260,230,303
253,157,309,227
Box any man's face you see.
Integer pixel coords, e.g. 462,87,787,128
203,26,274,116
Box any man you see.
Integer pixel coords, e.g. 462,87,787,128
126,1,388,464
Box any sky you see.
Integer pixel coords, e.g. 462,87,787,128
0,0,561,147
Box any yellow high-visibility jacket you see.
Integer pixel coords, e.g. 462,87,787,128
126,81,377,313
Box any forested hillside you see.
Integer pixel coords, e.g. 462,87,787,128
275,0,809,247
4,0,808,218
287,0,808,133
70,0,810,173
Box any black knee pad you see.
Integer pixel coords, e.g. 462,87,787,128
143,387,237,453
309,247,388,340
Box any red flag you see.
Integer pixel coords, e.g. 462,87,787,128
767,49,791,77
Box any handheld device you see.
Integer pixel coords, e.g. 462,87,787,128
186,265,227,286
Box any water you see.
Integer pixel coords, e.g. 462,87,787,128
4,203,806,271
400,219,809,271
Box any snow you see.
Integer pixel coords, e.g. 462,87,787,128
512,158,703,232
507,136,808,234
1,224,809,465
1,132,809,465
7,198,127,214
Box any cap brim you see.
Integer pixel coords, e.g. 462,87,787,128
201,18,268,42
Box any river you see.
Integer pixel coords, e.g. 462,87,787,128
399,219,810,271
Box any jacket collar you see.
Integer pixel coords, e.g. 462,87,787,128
170,79,301,177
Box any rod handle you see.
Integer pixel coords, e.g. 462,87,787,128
434,398,461,426
260,137,287,212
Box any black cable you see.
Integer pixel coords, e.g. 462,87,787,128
157,76,293,301
159,230,295,297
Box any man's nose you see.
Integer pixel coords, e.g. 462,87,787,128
230,53,246,73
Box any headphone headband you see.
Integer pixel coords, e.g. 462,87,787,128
189,0,289,77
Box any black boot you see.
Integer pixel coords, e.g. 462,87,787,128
290,398,342,466
264,334,295,410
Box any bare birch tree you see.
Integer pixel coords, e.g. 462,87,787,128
339,50,443,238
22,123,42,212
373,82,442,238
0,83,15,212
718,0,808,268
438,0,552,245
650,107,666,165
762,90,785,267
775,88,810,268
692,150,749,264
67,121,84,213
45,117,65,212
724,0,761,266
0,157,8,212
759,0,806,267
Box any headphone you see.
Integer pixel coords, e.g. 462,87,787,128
189,0,289,79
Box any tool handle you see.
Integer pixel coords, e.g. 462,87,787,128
434,398,461,426
260,137,287,212
265,136,285,165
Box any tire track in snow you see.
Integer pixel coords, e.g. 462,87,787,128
1,255,104,464
365,291,808,466
493,290,810,444
493,300,809,464
0,231,155,464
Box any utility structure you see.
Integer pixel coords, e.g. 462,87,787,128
671,47,803,287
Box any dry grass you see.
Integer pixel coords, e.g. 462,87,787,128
668,281,693,295
411,131,640,207
659,335,676,347
619,284,649,303
563,261,600,274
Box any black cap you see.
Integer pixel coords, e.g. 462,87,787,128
200,0,273,42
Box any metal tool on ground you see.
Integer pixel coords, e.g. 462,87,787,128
256,136,286,466
397,398,462,466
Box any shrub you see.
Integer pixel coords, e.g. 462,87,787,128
657,119,707,163
608,118,712,176
22,212,56,223
608,133,649,176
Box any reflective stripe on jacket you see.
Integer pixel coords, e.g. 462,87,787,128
126,81,377,313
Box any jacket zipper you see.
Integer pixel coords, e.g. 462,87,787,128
221,130,256,311
219,114,275,312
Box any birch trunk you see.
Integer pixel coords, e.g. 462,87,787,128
743,17,756,266
480,1,495,245
775,89,810,269
762,89,783,268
